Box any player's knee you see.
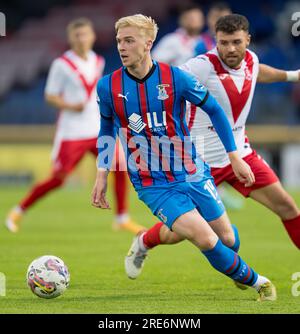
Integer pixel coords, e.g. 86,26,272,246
194,234,218,250
277,195,299,220
221,232,236,250
52,172,67,187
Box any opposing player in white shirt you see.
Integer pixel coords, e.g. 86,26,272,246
6,18,144,234
151,5,205,66
125,14,300,281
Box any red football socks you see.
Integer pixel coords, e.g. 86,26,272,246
142,222,163,249
282,214,300,249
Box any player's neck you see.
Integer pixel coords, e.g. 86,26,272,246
72,49,89,61
126,56,153,80
230,61,243,70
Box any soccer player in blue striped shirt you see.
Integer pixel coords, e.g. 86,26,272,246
92,14,276,301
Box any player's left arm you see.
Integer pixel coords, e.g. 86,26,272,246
257,64,300,83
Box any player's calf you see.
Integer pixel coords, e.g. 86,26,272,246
202,239,277,301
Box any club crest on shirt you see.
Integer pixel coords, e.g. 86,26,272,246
245,67,252,80
194,81,206,91
156,84,169,100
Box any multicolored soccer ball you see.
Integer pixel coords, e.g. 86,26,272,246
26,255,70,299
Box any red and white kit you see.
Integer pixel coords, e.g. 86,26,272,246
181,48,278,196
45,49,105,171
152,28,201,66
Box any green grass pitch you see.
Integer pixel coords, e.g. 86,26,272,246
0,185,300,314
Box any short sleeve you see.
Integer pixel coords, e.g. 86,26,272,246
179,55,211,86
177,67,209,106
44,59,66,96
96,77,113,119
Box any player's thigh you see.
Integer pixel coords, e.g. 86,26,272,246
53,140,87,176
191,178,226,222
137,184,196,230
172,208,218,250
209,211,235,246
249,181,299,219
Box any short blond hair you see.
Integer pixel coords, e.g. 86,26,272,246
115,14,158,41
66,17,94,36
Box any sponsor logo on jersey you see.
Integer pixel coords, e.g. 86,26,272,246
118,92,129,102
128,113,146,133
146,111,167,132
245,67,253,80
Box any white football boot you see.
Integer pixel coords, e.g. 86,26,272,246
125,233,148,279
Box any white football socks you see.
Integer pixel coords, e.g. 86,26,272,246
115,213,129,225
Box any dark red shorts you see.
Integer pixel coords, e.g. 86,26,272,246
211,150,279,197
52,138,98,175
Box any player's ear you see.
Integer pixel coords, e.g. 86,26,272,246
246,33,251,47
145,39,153,52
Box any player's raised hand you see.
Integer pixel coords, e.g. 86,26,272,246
228,151,255,187
91,169,110,209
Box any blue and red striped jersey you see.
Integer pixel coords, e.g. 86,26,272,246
97,61,210,190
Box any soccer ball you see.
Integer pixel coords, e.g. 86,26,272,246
26,255,70,299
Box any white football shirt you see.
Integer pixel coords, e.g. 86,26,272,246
45,50,105,141
152,28,202,66
181,48,259,167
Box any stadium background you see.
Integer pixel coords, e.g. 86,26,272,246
0,0,300,314
0,0,300,187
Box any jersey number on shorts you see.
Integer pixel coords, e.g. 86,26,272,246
204,179,222,204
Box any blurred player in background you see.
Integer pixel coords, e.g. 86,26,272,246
6,18,144,234
129,15,300,275
93,14,276,301
151,5,205,65
195,2,232,54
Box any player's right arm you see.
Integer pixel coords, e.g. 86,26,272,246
44,59,85,112
92,78,115,209
45,95,85,112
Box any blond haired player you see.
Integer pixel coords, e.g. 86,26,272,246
93,14,276,301
6,18,144,234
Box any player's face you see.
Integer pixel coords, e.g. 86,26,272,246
216,30,250,69
180,9,205,35
116,26,152,68
68,25,96,53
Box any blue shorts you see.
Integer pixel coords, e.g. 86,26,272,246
137,175,225,230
